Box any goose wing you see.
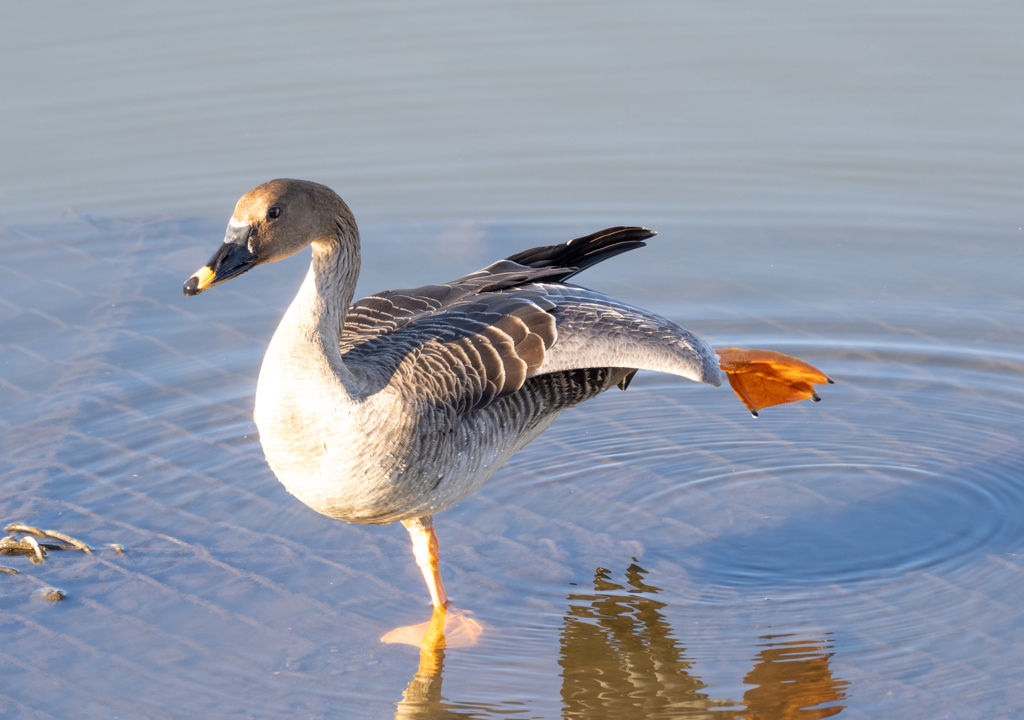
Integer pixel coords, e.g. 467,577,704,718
339,227,721,410
339,226,651,355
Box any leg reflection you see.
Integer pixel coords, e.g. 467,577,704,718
395,606,449,718
391,606,498,719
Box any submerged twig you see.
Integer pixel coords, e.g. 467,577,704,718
4,523,45,537
3,523,93,553
23,536,45,565
40,530,92,553
1,522,106,580
0,536,46,559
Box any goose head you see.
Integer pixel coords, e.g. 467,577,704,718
183,178,354,296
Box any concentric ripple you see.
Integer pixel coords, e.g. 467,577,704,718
505,335,1024,591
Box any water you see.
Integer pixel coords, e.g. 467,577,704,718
2,1,1023,718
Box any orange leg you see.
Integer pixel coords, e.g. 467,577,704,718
401,515,449,609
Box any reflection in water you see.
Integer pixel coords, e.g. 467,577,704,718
393,565,847,718
394,608,458,719
560,564,727,717
742,635,847,720
559,564,848,719
394,607,531,719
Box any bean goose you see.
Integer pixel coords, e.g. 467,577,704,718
184,178,831,611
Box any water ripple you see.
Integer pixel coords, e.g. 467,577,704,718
509,335,1024,593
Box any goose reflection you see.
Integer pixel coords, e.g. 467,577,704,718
560,563,848,719
393,563,848,719
741,634,848,720
560,564,729,716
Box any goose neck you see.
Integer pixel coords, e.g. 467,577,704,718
280,231,360,356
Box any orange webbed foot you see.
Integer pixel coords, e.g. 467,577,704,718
380,605,483,650
716,347,833,417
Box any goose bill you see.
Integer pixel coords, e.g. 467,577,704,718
183,224,257,296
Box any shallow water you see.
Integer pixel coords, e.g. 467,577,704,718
3,1,1024,718
2,216,1022,718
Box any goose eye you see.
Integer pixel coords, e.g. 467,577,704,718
267,206,281,220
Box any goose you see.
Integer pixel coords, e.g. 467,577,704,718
184,178,831,612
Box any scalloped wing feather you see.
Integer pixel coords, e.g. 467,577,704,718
338,226,718,414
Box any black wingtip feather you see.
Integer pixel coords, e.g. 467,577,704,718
505,226,655,281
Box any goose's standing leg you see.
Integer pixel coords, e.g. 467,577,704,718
383,516,481,648
402,515,449,608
